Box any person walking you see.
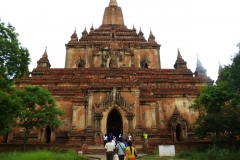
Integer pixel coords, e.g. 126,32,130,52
116,138,126,160
105,138,115,160
104,134,108,147
124,139,128,147
143,131,148,147
125,140,137,160
128,133,132,141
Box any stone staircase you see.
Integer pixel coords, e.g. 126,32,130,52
83,145,147,160
84,144,145,155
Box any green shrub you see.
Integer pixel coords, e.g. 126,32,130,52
152,151,158,156
175,149,194,158
140,146,240,160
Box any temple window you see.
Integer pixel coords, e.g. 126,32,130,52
75,56,86,68
140,55,150,68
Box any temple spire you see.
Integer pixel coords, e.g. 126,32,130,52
90,23,94,33
90,23,94,30
196,54,202,67
194,54,207,76
132,24,136,30
132,24,136,33
148,28,155,42
177,48,182,59
37,47,51,68
109,0,118,7
174,48,187,69
138,27,145,40
42,46,48,58
102,0,124,25
82,26,88,37
139,27,143,34
71,27,78,41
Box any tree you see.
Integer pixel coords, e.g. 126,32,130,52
0,91,21,135
0,19,30,136
15,85,64,151
0,19,30,91
190,47,240,144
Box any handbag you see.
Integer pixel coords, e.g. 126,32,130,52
114,153,119,160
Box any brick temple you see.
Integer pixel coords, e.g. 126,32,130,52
11,0,211,149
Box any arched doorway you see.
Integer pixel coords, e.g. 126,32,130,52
45,126,51,143
107,108,122,138
176,123,182,141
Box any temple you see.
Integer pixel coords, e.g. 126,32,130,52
12,0,211,151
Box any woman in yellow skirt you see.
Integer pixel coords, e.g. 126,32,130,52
125,140,137,160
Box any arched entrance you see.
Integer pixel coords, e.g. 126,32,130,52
107,108,122,138
45,126,51,143
176,123,182,141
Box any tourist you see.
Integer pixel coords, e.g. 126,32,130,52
124,139,128,147
125,140,137,160
118,134,122,139
104,134,108,147
111,137,116,146
128,133,132,141
108,133,113,139
105,138,115,160
116,138,126,160
113,135,116,143
143,131,148,142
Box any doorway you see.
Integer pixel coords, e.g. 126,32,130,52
45,126,51,143
107,108,123,138
176,123,182,141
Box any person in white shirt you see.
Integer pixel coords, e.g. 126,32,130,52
104,134,108,147
128,133,132,141
105,138,115,160
112,138,116,146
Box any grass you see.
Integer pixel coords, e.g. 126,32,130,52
138,146,240,160
0,150,88,160
174,146,240,160
2,146,240,160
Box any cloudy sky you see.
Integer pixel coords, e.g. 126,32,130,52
1,0,240,81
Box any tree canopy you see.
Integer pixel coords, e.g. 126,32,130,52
190,47,240,141
0,90,21,135
0,19,30,91
0,19,30,135
15,85,64,151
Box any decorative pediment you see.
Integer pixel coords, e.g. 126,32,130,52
140,55,150,68
169,107,187,128
93,87,134,114
75,56,86,68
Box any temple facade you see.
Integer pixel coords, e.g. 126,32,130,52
13,0,211,146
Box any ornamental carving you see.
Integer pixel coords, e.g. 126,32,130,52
93,104,104,114
75,56,86,68
140,55,150,68
169,107,187,129
93,87,134,113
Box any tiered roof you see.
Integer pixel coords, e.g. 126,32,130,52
66,0,160,48
16,67,211,103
